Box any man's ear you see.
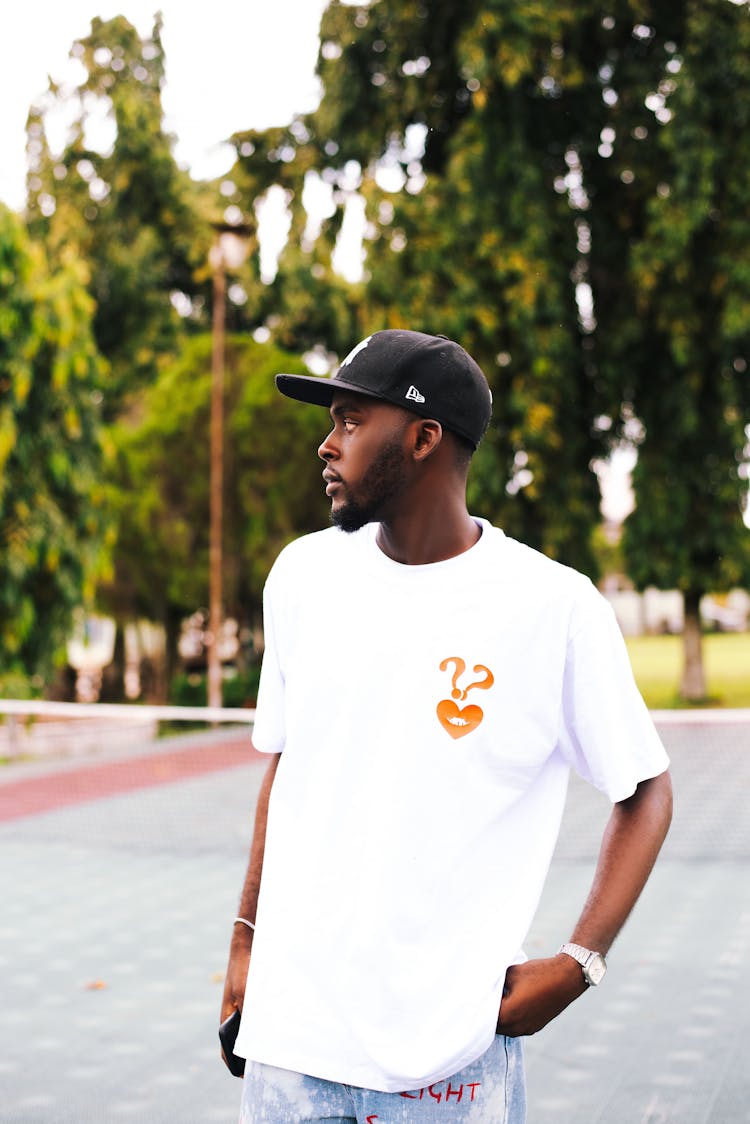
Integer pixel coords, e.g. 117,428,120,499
411,419,443,461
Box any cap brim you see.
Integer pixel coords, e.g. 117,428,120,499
275,373,383,408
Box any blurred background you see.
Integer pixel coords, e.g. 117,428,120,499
1,0,749,715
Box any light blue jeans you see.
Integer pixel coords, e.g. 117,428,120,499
239,1035,526,1123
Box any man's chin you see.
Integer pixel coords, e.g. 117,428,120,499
331,503,374,534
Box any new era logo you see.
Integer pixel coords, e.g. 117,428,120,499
341,336,372,367
405,385,426,404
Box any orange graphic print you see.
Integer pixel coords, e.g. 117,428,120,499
437,657,494,739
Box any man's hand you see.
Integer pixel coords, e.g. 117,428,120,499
219,923,253,1070
497,773,672,1039
496,955,587,1037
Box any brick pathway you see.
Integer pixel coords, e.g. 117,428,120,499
0,735,262,823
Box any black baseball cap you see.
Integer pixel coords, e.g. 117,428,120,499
275,329,492,449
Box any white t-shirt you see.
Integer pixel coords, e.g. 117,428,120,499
234,520,668,1092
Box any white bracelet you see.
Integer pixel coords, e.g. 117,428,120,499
234,916,256,932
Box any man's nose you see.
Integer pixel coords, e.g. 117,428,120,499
318,428,338,461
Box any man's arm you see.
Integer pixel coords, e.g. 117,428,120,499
219,752,281,1057
497,768,673,1037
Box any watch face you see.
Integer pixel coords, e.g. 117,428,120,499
586,953,607,986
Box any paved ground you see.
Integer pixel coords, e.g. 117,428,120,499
1,717,749,1123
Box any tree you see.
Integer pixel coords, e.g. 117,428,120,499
101,335,329,692
0,205,109,692
228,0,750,701
587,0,750,700
229,0,642,578
24,14,213,417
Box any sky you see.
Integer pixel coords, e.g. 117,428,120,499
1,1,330,211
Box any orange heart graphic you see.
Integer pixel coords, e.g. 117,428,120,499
436,699,484,739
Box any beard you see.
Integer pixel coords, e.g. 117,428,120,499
331,438,408,533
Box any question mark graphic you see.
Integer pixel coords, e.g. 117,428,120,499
463,664,495,698
439,656,466,700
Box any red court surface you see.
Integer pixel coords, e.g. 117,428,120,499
0,736,264,824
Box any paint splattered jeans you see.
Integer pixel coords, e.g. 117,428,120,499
239,1035,526,1123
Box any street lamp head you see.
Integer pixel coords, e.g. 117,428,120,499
210,221,253,271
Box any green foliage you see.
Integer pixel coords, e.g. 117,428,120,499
611,0,750,598
226,0,750,594
9,1,747,703
169,667,261,709
102,336,329,631
0,206,109,690
229,0,631,576
591,522,626,580
25,15,213,416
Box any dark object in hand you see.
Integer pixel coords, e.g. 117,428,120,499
219,1009,245,1077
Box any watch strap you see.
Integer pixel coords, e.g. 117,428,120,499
558,942,606,985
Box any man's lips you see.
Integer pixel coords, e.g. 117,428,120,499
322,471,343,496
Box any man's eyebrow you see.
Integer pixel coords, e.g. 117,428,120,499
330,398,368,418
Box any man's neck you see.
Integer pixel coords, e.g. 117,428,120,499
375,506,481,566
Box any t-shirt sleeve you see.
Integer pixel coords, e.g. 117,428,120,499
557,584,669,802
251,568,286,755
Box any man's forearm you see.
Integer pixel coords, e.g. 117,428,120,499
497,769,672,1037
236,751,281,923
220,751,281,1028
570,769,673,955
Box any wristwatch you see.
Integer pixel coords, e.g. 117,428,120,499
558,942,607,986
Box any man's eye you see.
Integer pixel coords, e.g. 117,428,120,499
343,419,357,432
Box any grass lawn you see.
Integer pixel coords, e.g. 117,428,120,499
625,632,750,709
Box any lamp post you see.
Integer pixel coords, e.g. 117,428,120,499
207,221,252,711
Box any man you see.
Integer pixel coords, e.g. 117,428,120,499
221,329,672,1123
